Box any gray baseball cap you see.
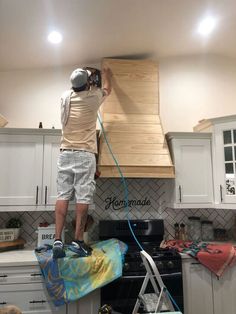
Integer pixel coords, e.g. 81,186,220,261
70,68,88,89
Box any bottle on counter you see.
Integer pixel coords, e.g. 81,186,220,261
174,223,180,239
188,216,201,242
39,122,43,128
201,220,214,241
179,223,186,241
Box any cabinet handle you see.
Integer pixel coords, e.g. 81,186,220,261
30,273,42,277
220,185,223,202
44,186,48,205
179,185,182,203
36,186,39,205
0,274,8,278
29,300,46,304
0,302,7,305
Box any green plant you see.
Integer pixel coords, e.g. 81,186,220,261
6,218,22,228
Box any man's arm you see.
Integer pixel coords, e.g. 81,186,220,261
102,67,112,96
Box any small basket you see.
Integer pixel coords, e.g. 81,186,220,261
0,228,20,242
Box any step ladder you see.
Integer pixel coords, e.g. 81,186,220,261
132,250,182,314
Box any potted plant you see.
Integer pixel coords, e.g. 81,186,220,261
6,218,22,240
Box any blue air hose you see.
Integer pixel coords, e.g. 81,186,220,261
97,112,143,251
97,112,181,312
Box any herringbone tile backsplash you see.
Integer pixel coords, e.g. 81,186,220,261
0,178,235,247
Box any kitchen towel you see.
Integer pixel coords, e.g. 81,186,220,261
35,238,128,306
160,240,236,277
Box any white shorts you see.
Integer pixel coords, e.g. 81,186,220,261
57,150,96,204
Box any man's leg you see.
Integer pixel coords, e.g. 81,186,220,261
68,203,92,256
74,203,89,241
53,199,69,258
55,199,69,239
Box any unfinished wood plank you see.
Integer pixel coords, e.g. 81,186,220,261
99,133,166,144
108,81,158,94
103,59,158,81
103,123,162,133
99,153,173,167
99,166,175,178
100,142,169,155
101,101,159,115
103,113,160,124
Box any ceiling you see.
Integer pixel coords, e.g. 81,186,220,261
0,0,236,71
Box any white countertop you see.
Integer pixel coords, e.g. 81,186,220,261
0,241,234,266
0,249,39,267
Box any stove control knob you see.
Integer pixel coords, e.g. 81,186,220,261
156,261,164,269
123,263,130,271
167,261,174,269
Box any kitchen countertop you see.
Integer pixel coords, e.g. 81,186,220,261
179,241,236,259
1,241,235,266
0,249,39,267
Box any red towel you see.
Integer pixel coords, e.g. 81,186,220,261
161,240,236,277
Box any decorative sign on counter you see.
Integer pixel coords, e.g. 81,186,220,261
105,196,151,210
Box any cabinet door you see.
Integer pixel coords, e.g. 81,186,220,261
182,259,214,314
43,135,60,205
0,134,43,205
173,139,213,203
68,290,100,314
0,265,43,284
0,283,66,314
214,122,236,204
213,266,236,314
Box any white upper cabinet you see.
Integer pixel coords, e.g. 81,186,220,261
0,134,44,206
43,135,61,205
166,132,214,208
195,114,236,209
214,122,236,205
0,129,61,209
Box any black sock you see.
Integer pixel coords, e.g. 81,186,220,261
54,238,62,242
74,240,84,244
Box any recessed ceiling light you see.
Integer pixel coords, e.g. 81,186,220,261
198,17,217,36
47,31,63,44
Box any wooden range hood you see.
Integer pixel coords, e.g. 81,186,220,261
97,58,174,178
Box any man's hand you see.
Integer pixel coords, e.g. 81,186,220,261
102,67,112,96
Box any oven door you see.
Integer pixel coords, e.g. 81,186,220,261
100,272,184,314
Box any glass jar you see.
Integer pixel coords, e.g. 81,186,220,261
188,216,201,242
201,220,214,241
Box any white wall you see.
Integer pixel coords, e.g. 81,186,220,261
159,55,236,132
0,55,236,131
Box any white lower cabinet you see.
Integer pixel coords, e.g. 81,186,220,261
182,259,213,314
67,290,100,314
0,265,66,314
0,264,100,314
0,283,65,314
212,265,236,314
182,257,236,314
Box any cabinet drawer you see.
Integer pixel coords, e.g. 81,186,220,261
0,266,43,284
0,283,66,313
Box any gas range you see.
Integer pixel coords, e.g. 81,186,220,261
123,244,181,276
99,219,182,275
99,219,184,314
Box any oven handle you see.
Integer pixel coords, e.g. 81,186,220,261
122,272,182,279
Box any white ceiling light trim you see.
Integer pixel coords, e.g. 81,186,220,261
47,31,63,44
198,16,217,36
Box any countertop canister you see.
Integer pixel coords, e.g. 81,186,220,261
188,216,201,241
201,220,214,241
